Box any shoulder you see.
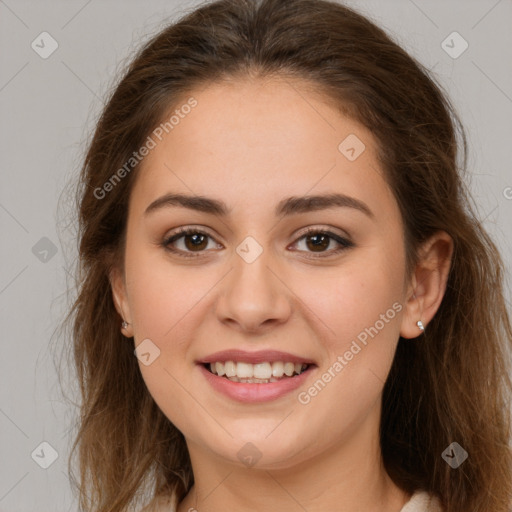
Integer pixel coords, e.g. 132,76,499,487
399,490,443,512
139,493,177,512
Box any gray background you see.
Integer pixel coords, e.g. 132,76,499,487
0,0,511,511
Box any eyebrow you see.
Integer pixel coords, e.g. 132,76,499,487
144,192,374,219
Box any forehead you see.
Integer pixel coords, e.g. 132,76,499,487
129,76,397,222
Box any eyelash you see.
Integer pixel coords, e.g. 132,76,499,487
161,226,354,259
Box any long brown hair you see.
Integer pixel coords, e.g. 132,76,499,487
59,0,512,510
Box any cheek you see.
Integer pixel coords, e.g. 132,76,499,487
297,253,404,350
291,265,403,442
292,248,405,411
125,256,207,431
125,246,205,339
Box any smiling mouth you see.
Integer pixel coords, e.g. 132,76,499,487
204,361,311,383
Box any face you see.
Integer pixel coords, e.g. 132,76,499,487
111,75,416,471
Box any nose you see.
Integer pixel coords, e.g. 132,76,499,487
215,246,292,335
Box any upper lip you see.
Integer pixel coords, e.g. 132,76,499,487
197,349,316,365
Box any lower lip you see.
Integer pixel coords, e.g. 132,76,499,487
198,364,316,403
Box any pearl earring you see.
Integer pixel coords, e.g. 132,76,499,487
121,321,129,329
417,320,425,332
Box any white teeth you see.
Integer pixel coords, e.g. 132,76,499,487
207,360,309,380
284,362,295,377
253,362,272,379
215,362,225,376
272,361,284,377
224,361,236,377
236,362,253,378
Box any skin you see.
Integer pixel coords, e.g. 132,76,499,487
110,75,453,512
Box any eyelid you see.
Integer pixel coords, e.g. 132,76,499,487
294,224,352,241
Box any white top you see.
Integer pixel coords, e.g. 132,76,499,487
142,489,442,511
399,490,443,512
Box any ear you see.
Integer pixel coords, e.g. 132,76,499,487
109,265,133,337
400,231,453,339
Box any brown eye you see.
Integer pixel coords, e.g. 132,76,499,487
292,229,354,257
162,227,354,259
182,232,208,251
305,232,330,252
163,228,219,257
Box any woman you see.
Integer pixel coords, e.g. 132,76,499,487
62,0,512,510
